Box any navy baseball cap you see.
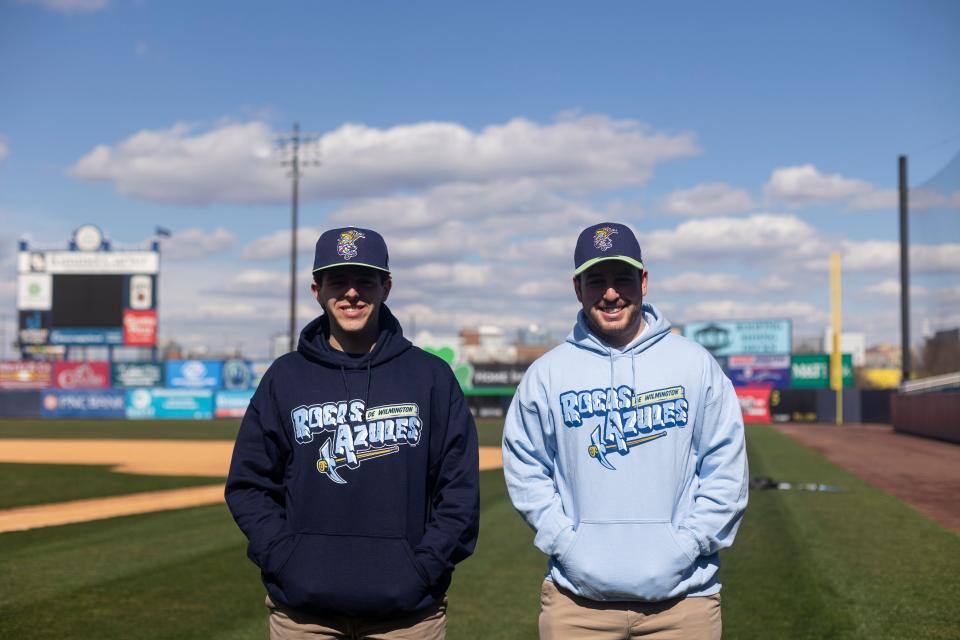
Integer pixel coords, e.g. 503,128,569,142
573,222,644,276
312,227,390,274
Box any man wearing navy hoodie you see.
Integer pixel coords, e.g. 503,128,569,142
226,227,479,639
502,222,748,639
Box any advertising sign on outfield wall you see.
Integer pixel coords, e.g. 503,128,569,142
684,320,791,356
49,328,124,345
41,390,126,418
735,387,771,424
111,363,164,388
122,310,157,346
727,355,791,389
18,310,51,345
790,354,853,388
126,388,214,419
222,360,253,390
251,360,272,388
53,362,110,389
0,391,42,417
215,390,255,418
471,364,528,388
165,360,223,389
0,361,52,389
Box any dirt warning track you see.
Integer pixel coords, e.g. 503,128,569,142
775,423,960,532
0,440,504,533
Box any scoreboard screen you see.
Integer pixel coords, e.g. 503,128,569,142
51,275,125,328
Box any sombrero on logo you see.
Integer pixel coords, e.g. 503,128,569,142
313,227,390,274
574,222,644,275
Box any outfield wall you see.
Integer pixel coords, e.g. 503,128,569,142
892,393,960,444
0,357,897,423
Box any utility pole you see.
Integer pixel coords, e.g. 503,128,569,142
278,123,320,352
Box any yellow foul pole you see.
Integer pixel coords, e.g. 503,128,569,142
830,251,843,425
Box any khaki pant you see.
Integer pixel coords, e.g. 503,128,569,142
266,596,447,640
539,580,721,640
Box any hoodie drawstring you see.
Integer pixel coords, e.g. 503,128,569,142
364,360,373,410
338,360,374,410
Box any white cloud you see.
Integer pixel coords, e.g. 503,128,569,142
862,279,901,296
934,285,960,302
807,241,960,274
135,42,148,57
241,226,321,260
909,187,960,210
860,279,932,297
70,114,699,205
679,300,828,331
848,189,897,210
18,0,107,14
764,164,874,208
221,270,288,297
161,227,236,260
759,274,792,291
643,213,826,264
661,182,755,216
0,139,8,162
167,302,261,321
658,272,740,293
404,262,492,288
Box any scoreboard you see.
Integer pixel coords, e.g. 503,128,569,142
17,225,159,351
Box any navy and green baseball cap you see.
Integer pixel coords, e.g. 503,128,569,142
312,227,390,274
573,222,644,276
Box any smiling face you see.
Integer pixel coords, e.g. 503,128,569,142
574,260,648,348
312,265,391,352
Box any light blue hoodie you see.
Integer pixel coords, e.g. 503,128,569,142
502,303,748,602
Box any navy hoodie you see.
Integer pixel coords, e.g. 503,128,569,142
225,305,479,618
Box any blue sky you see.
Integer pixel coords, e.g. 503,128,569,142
1,0,958,357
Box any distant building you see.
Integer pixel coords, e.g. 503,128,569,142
517,324,552,347
460,326,517,363
823,329,866,366
864,343,901,369
920,328,960,377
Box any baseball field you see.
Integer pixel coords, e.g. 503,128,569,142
1,419,958,639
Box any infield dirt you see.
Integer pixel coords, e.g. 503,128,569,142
0,440,503,533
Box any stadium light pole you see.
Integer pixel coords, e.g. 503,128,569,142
899,155,910,383
278,123,321,353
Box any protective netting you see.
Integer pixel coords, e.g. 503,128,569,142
908,150,960,378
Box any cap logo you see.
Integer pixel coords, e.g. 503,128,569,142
337,230,365,260
593,226,618,252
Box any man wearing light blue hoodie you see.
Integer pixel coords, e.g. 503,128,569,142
502,222,748,639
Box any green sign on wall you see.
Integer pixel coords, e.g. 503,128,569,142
790,354,853,388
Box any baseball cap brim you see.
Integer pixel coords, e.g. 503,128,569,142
573,255,645,276
312,261,391,274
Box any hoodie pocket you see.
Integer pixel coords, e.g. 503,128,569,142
271,533,429,616
560,521,695,601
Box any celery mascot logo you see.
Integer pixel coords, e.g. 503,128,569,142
337,229,365,260
290,400,421,484
559,385,688,470
593,226,618,252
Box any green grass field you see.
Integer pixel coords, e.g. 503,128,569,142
0,421,957,639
